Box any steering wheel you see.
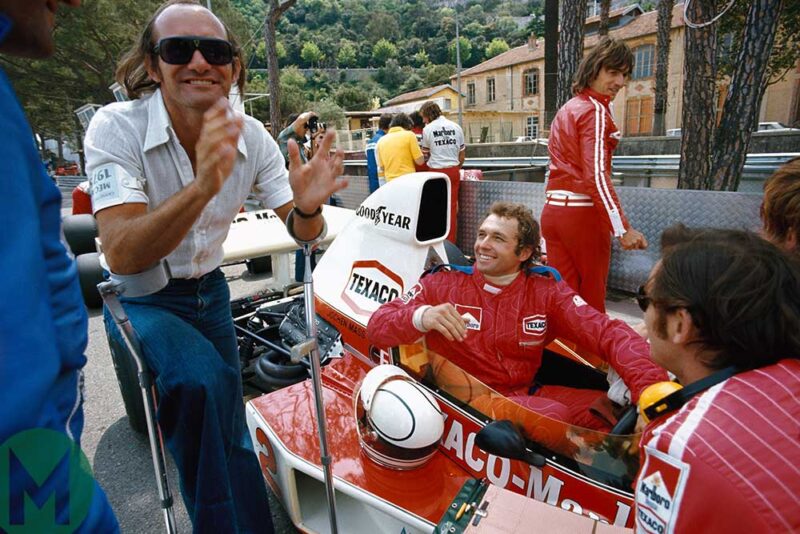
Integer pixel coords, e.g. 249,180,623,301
610,404,639,435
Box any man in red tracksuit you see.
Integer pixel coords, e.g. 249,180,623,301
543,38,647,312
368,202,666,431
634,228,800,533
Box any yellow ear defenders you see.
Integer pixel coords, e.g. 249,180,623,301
638,366,739,424
638,381,683,424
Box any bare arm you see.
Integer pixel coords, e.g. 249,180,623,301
458,147,465,166
97,98,242,274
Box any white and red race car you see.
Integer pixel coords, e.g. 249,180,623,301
240,173,640,533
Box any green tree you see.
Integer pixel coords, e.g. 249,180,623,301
376,59,405,93
399,72,424,94
485,38,510,59
422,63,455,86
448,36,472,64
366,11,400,43
412,49,431,67
337,40,358,67
333,84,371,110
245,74,271,121
301,42,325,66
277,67,309,119
309,99,347,129
372,39,398,66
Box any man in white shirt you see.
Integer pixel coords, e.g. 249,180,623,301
84,3,345,532
420,101,465,243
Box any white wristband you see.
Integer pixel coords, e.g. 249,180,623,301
412,305,432,332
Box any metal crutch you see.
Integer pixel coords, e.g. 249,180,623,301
290,242,339,534
97,262,177,534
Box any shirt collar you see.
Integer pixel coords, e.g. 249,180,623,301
143,89,248,159
143,89,171,152
583,87,612,105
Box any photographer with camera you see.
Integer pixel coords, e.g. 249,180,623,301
277,111,324,164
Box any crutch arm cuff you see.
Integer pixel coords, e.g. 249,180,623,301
286,208,328,246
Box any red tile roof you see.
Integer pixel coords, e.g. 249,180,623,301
454,3,685,78
384,83,461,106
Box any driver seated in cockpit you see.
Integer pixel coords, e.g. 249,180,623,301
367,201,667,431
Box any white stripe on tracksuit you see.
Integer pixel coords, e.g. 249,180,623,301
589,97,626,237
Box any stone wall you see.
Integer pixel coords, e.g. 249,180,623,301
464,131,800,157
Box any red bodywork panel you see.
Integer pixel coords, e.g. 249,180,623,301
249,355,472,524
249,296,636,527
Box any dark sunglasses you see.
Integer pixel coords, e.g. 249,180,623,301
153,36,234,66
636,285,651,312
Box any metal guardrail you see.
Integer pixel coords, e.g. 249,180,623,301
345,153,798,184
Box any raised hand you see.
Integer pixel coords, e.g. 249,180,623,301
422,303,470,342
195,97,243,198
287,129,347,214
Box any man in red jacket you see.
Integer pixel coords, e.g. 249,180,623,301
543,38,647,312
368,202,666,431
635,228,800,533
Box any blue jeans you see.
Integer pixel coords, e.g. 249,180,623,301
103,269,272,533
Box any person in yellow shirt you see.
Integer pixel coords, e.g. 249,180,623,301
375,113,425,184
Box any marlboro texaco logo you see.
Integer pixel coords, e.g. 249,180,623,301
455,304,482,330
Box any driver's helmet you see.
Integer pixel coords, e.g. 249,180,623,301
355,365,444,470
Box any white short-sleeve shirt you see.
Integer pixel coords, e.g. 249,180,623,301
421,116,465,169
84,89,292,279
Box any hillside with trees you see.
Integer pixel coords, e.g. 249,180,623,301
240,0,544,126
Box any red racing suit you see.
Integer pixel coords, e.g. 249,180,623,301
367,267,667,428
634,359,800,533
542,88,630,312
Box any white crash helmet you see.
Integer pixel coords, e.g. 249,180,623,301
355,365,444,470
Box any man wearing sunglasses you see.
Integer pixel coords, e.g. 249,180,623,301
84,1,345,532
634,228,800,533
0,0,120,532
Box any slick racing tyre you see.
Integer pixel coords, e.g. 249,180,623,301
253,348,308,391
246,255,272,275
63,214,98,256
76,252,104,309
106,330,147,434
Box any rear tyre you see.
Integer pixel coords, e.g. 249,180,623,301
106,330,147,434
246,255,272,275
63,214,98,256
76,252,104,309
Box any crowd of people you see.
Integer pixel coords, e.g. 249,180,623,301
1,0,798,532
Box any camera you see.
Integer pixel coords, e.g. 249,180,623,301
307,116,326,133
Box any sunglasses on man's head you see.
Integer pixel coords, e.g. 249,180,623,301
153,36,234,66
636,285,651,313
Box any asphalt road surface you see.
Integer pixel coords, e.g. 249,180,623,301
80,262,299,533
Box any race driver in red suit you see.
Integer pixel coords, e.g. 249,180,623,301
634,227,800,533
368,201,667,431
543,38,647,313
